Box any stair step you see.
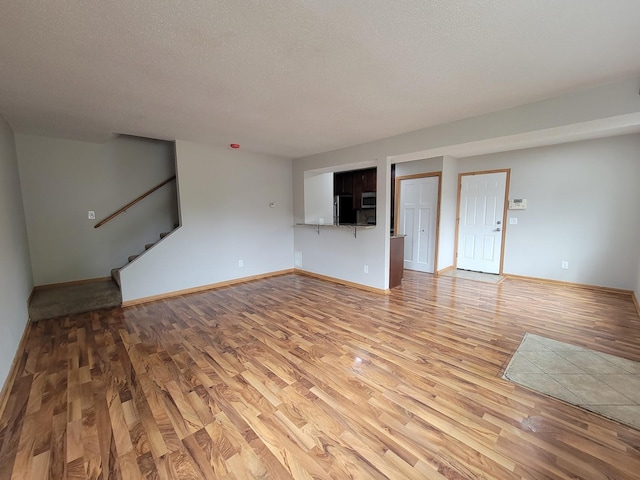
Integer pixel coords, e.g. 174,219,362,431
28,279,122,321
160,224,179,239
111,268,121,287
110,225,179,290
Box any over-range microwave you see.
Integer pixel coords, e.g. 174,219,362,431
361,192,376,208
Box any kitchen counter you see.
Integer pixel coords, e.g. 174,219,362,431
295,223,376,228
336,223,376,227
295,223,375,238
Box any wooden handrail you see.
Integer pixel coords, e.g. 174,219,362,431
94,175,176,228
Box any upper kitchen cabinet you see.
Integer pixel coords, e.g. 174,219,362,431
362,168,377,192
334,168,376,200
348,167,377,209
334,171,354,195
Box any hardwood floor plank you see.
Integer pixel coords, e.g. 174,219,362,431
10,413,36,480
106,388,134,457
182,431,217,480
49,411,67,480
117,450,144,480
2,272,640,478
66,419,83,464
66,456,84,480
0,374,31,480
30,450,50,480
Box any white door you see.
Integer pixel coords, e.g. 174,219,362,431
399,176,438,273
457,172,507,274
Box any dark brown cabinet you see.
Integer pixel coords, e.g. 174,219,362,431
333,171,354,195
389,236,405,289
363,168,377,192
334,167,377,215
352,172,363,209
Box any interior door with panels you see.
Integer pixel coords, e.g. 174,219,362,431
398,175,439,273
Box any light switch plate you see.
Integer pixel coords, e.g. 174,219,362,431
509,218,518,224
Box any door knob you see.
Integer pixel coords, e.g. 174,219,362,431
496,220,502,225
495,228,502,232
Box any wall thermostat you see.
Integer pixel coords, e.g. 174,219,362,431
509,198,527,210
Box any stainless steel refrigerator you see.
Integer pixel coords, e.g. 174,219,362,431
334,195,355,225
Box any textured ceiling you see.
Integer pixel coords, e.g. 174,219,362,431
1,1,640,158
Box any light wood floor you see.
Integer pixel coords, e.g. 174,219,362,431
1,271,640,479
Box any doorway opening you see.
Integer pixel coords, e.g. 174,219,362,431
395,173,441,274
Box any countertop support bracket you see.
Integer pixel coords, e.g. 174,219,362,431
295,223,374,239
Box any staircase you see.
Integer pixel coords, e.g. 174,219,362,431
111,224,179,287
27,224,179,322
27,171,179,321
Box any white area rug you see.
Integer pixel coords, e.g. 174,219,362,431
504,333,640,430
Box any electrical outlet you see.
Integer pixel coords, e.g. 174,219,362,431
561,261,569,269
363,265,368,274
509,218,518,225
88,210,95,220
238,259,244,267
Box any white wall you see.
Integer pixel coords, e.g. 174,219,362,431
294,157,389,289
395,157,441,270
15,134,177,285
395,157,442,177
636,259,640,302
393,155,458,272
438,155,458,271
0,117,33,390
293,78,640,291
458,134,640,289
120,141,294,302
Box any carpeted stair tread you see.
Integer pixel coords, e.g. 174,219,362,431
145,243,155,250
29,279,122,321
111,268,121,287
128,254,139,263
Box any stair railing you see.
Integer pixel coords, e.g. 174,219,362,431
94,175,176,229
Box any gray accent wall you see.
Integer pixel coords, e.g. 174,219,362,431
15,134,177,285
120,141,294,303
0,117,32,389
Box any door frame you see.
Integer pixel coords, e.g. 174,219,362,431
394,172,442,274
454,168,510,274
